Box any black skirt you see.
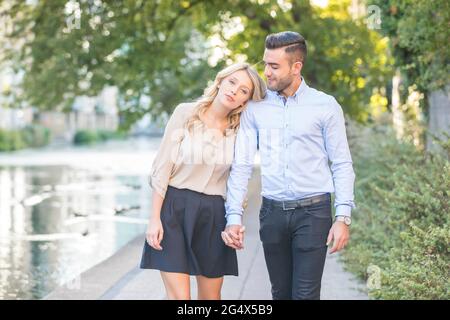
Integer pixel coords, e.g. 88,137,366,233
140,186,238,278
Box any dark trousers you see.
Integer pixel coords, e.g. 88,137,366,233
259,195,332,300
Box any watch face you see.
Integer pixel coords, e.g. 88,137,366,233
344,217,351,225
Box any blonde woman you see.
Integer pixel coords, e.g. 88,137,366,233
140,63,266,300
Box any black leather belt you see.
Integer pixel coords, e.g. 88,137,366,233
263,193,331,211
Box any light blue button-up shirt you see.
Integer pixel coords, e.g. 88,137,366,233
225,78,355,226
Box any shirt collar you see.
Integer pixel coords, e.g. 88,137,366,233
270,76,308,103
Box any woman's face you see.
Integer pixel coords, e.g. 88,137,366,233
217,70,254,111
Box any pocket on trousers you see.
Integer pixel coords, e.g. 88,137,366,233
304,200,332,219
259,203,271,220
303,201,332,236
259,220,279,244
259,206,284,244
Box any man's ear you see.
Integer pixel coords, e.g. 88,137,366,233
293,61,303,76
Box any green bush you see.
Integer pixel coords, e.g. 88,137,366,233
0,125,51,151
73,129,127,145
342,122,450,299
21,124,51,148
375,223,449,299
73,130,98,145
97,129,127,141
0,128,25,151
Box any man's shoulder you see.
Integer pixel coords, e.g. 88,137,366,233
304,87,344,119
246,93,272,111
305,86,338,106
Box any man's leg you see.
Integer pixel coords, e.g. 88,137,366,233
290,199,332,300
259,201,293,300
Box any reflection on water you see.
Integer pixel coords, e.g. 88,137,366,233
0,138,158,299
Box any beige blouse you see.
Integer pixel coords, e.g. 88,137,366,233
149,102,237,199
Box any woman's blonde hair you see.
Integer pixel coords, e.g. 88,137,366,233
185,62,266,134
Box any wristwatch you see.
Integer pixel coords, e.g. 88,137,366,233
335,215,352,226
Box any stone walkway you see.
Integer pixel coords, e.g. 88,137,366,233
45,168,368,300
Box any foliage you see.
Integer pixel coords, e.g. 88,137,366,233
377,223,449,299
370,0,450,93
0,124,50,151
342,121,450,299
1,0,391,127
21,124,51,147
73,129,126,145
222,0,392,121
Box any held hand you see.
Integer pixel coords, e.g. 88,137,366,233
221,225,246,250
326,221,350,254
146,218,164,251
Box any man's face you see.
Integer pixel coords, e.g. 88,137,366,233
263,48,296,92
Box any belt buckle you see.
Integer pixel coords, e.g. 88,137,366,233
301,198,312,207
282,201,296,211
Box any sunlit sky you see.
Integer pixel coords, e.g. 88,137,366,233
310,0,329,8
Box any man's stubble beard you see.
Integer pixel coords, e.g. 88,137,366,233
267,72,294,93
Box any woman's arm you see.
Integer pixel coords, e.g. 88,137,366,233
145,103,191,250
150,190,164,220
146,190,165,250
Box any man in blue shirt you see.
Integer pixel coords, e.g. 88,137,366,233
222,31,355,300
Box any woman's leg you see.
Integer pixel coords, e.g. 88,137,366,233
196,275,224,300
160,271,191,300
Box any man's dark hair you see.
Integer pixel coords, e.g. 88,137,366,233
265,31,307,64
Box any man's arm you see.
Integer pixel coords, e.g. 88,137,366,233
225,105,259,226
323,98,356,217
323,98,355,254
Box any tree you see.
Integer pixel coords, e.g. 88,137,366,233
195,0,392,121
370,0,450,152
1,0,391,128
1,0,226,129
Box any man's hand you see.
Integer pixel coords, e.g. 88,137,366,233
326,221,350,254
221,225,246,250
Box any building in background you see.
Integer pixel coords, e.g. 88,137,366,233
1,75,120,143
0,65,34,131
37,86,120,142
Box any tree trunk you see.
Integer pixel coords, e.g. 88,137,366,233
427,84,450,155
392,69,405,139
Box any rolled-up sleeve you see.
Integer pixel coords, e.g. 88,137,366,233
149,103,188,198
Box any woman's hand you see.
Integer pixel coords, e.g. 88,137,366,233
146,217,164,250
221,225,246,250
